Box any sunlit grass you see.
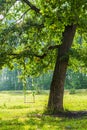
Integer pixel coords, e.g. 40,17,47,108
0,90,87,130
64,92,87,111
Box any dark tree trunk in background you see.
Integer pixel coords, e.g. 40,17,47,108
48,24,77,113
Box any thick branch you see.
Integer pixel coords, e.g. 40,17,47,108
9,45,59,59
36,45,59,59
34,53,47,59
48,45,59,50
23,0,40,13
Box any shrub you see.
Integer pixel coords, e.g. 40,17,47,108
69,88,76,94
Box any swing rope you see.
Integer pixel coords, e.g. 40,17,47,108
22,58,35,103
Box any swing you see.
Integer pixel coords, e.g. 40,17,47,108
22,58,35,103
23,89,35,103
23,75,36,103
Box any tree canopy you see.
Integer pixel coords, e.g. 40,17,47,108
0,0,87,113
0,0,87,73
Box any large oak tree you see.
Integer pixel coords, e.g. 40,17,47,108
0,0,87,113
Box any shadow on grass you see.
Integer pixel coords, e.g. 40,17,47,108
0,110,87,130
0,114,61,130
0,118,24,130
27,109,87,118
44,110,87,119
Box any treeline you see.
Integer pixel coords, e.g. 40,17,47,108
0,68,87,91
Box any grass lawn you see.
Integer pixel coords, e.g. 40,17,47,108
0,90,87,130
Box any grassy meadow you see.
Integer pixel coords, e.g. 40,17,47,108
0,90,87,130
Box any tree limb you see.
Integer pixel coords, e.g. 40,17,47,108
22,0,40,13
34,45,59,59
14,8,30,24
9,45,59,59
48,45,59,50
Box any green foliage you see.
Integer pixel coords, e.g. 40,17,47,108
0,0,87,74
0,68,23,90
69,88,76,94
0,67,87,91
65,69,87,89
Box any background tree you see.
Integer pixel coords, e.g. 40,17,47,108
0,0,87,113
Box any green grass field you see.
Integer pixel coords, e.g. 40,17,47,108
0,90,87,130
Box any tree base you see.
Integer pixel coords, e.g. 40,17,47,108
44,106,64,115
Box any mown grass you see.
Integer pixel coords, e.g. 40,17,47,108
0,90,87,130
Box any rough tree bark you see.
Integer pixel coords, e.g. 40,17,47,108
48,24,77,113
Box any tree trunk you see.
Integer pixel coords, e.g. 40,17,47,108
48,24,77,113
